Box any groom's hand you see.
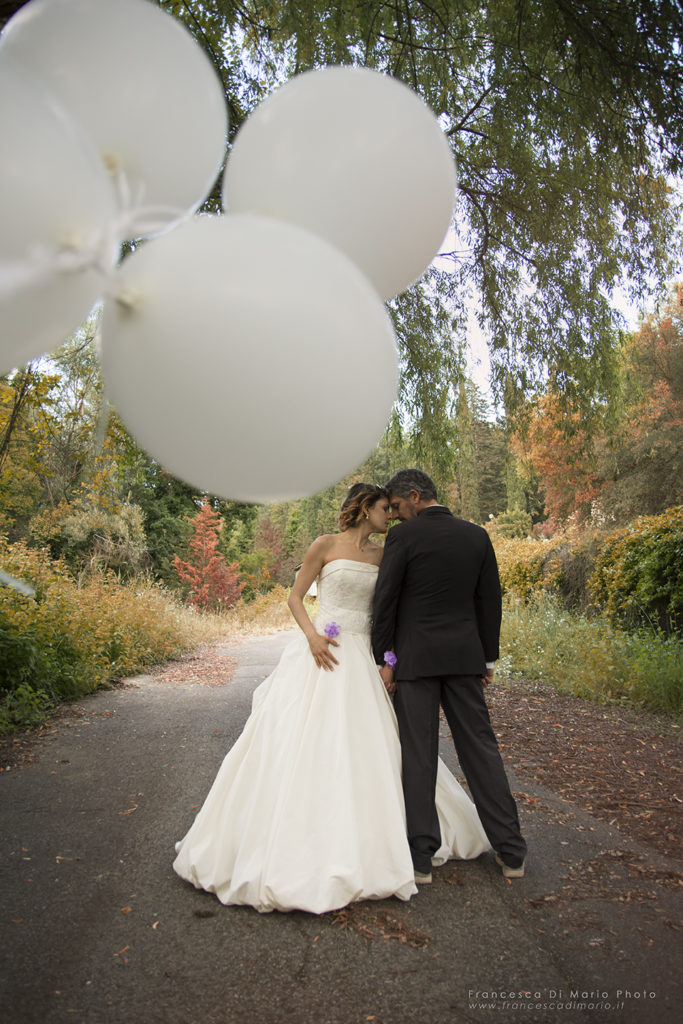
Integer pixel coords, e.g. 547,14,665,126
380,665,396,695
482,667,494,687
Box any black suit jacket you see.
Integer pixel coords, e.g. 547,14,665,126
371,506,502,679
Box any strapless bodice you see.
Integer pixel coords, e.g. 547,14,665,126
314,558,378,636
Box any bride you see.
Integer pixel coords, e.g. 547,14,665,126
173,484,489,914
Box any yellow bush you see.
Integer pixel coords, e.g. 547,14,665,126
0,536,227,731
493,510,682,633
492,536,563,600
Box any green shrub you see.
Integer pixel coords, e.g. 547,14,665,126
589,506,683,632
493,509,682,636
0,612,101,702
0,683,53,733
491,508,533,538
29,502,149,578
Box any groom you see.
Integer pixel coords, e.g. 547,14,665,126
371,468,527,881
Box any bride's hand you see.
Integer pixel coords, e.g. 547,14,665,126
308,632,340,671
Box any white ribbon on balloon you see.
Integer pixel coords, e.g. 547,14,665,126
0,161,193,466
0,169,192,306
0,167,197,467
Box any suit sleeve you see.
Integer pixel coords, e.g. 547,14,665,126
371,528,408,665
474,534,502,662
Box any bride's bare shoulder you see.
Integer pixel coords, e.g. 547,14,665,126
306,534,338,559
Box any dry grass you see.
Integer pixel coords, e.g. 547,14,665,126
163,600,230,646
224,585,317,636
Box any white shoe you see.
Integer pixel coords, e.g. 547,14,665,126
414,870,432,884
496,854,525,878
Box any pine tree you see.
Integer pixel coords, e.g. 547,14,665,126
173,501,244,611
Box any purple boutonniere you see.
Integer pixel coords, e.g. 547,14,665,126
383,651,397,669
324,621,340,639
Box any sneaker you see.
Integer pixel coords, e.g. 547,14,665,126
414,870,432,884
496,854,525,878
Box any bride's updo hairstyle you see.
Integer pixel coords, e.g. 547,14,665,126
339,483,388,532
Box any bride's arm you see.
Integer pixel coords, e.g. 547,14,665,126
287,536,339,671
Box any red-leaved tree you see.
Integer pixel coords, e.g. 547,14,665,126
174,500,244,611
512,391,604,527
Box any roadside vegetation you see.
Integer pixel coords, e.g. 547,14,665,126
2,6,679,737
2,504,680,733
0,536,228,733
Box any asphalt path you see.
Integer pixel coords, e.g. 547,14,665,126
1,632,681,1024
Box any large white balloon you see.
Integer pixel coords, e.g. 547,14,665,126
0,58,117,375
101,215,398,502
0,0,227,232
223,66,456,300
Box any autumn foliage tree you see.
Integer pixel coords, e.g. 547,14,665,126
596,285,683,523
513,391,604,527
174,501,244,612
512,284,683,528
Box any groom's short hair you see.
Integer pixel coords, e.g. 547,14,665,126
385,469,438,502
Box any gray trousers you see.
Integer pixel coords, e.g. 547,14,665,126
394,674,527,874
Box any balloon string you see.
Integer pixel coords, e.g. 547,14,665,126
0,169,188,306
0,171,190,475
110,170,189,245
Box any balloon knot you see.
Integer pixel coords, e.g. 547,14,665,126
113,287,141,314
103,152,122,176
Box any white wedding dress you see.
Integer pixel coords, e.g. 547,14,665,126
173,558,490,914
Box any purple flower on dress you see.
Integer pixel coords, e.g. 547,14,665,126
324,621,340,639
383,651,397,669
